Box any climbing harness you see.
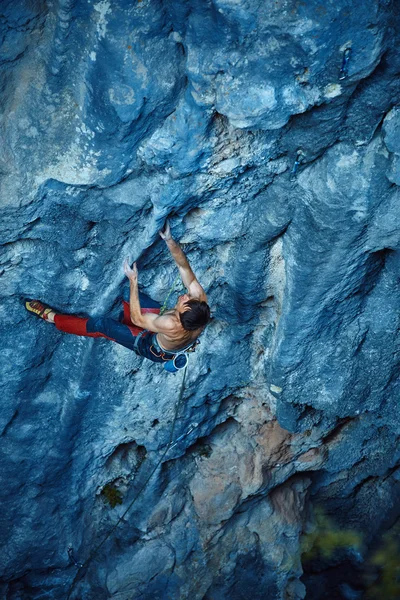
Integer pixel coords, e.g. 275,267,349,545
163,339,200,373
66,365,189,600
133,329,149,353
339,47,352,80
149,336,200,373
157,273,200,373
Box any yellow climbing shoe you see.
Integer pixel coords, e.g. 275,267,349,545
25,299,54,321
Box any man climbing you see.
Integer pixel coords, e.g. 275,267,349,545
25,223,210,368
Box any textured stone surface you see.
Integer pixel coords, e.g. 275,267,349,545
1,0,400,599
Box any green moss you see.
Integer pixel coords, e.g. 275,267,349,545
101,483,123,508
196,444,212,458
302,509,400,598
301,507,362,562
366,525,400,599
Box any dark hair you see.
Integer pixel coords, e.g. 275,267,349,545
180,299,211,331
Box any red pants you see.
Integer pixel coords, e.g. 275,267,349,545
52,295,177,363
54,301,159,340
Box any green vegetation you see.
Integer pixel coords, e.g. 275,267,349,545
302,508,400,599
196,443,212,458
366,524,400,600
101,483,123,508
301,507,362,561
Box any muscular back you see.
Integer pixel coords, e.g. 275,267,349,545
155,310,204,351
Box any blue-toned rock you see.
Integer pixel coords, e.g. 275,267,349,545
1,0,400,599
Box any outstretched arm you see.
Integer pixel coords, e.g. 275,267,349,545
159,222,207,301
123,260,176,333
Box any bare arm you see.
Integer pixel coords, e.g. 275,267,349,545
159,222,207,301
124,260,176,334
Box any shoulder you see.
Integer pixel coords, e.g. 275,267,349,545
188,280,208,303
154,312,180,332
139,311,180,335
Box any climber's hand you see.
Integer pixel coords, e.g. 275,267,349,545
124,258,138,283
159,220,172,241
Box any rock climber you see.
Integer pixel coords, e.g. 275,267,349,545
25,222,210,369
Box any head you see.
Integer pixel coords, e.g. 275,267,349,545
177,295,211,331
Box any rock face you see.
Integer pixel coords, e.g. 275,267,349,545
1,0,399,598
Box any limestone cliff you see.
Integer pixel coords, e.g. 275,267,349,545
1,1,399,598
